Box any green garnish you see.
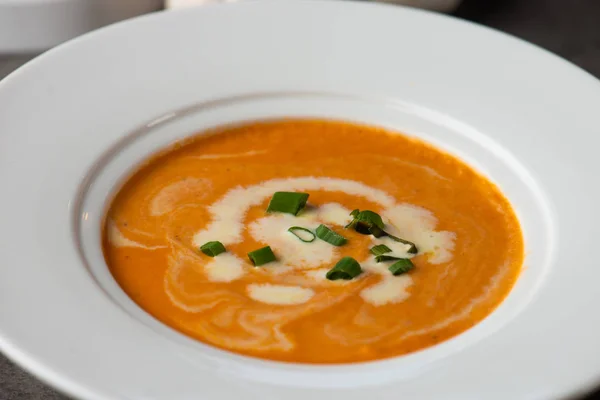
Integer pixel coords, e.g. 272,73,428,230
375,254,403,262
345,209,385,233
370,244,392,256
200,241,226,257
371,242,416,263
315,224,348,246
388,259,415,276
370,229,418,253
356,210,385,230
266,192,309,215
344,210,359,228
386,234,418,254
248,246,276,266
370,245,402,262
367,225,387,238
326,256,363,280
346,209,418,254
288,226,316,243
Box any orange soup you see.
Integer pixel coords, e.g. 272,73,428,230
103,119,523,363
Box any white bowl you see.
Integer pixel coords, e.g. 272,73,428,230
0,1,599,399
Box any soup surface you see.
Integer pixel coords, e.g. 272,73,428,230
103,119,523,363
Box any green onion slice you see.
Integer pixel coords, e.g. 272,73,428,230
388,259,415,276
345,209,360,228
370,228,417,253
287,226,316,243
370,244,392,256
367,225,387,238
386,234,418,254
346,209,419,254
345,209,385,233
266,192,309,215
354,221,372,235
326,256,363,280
248,246,276,266
200,241,226,257
315,224,348,246
356,210,385,230
375,254,403,263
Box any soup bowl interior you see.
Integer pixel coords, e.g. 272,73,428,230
76,92,552,385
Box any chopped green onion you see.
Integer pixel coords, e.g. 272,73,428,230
266,192,309,215
356,210,385,230
345,209,360,228
200,241,226,257
248,246,276,266
369,228,418,253
287,226,316,243
354,221,373,235
375,254,403,262
386,234,418,254
326,256,362,280
346,209,419,254
367,225,387,238
371,243,412,262
388,259,415,276
345,209,384,233
370,244,392,256
315,224,348,246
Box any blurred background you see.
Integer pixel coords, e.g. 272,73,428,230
2,0,600,81
1,0,599,398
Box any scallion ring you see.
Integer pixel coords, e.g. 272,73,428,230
288,226,316,243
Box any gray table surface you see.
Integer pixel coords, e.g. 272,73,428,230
1,0,599,399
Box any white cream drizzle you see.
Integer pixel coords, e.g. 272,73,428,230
382,204,456,264
247,283,315,305
249,213,335,269
304,268,332,283
360,274,412,306
185,177,455,307
108,221,166,250
191,177,396,247
360,259,414,305
203,253,245,282
380,156,451,182
316,203,352,226
150,178,211,216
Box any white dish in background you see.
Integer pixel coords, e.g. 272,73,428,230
0,0,162,53
166,0,462,12
374,0,461,12
0,1,599,399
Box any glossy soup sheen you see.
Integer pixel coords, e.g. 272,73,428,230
103,119,523,363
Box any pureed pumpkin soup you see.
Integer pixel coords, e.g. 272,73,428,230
103,119,523,363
